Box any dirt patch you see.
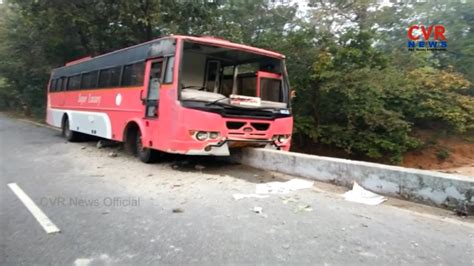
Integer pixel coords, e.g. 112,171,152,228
402,131,474,176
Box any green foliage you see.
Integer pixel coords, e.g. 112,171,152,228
436,149,450,161
303,31,422,162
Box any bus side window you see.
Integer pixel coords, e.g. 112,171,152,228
61,77,67,91
99,67,121,88
49,79,56,92
163,57,174,84
122,62,145,87
54,79,60,91
81,71,99,89
68,75,81,90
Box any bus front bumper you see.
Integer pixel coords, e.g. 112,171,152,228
171,138,287,156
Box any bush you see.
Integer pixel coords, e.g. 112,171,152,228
292,31,472,164
436,149,450,161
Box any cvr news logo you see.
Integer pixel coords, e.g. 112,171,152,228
407,25,447,51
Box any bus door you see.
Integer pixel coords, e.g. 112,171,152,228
143,59,163,118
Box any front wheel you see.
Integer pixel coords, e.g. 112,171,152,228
136,130,159,163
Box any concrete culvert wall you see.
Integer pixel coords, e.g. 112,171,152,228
231,148,474,214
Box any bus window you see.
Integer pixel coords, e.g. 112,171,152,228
49,79,56,92
163,57,174,84
180,42,287,109
60,77,66,91
260,78,282,102
54,79,61,91
98,66,121,88
205,60,220,92
122,62,145,87
68,75,81,90
81,71,99,89
220,66,234,96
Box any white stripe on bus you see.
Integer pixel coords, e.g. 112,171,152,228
47,108,112,139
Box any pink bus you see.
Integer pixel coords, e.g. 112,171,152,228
46,35,293,162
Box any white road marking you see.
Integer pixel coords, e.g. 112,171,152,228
7,183,60,234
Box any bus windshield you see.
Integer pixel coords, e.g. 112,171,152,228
179,41,288,109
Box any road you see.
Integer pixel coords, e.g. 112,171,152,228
0,114,473,265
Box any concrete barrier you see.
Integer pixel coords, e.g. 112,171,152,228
232,148,474,213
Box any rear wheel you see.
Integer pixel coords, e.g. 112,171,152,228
62,117,81,142
135,130,159,163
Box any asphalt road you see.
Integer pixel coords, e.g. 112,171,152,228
0,114,473,265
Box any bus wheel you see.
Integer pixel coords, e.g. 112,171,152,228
62,116,81,142
135,130,158,163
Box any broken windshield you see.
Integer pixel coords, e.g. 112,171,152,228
179,41,289,109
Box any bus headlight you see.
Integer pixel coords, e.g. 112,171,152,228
209,132,219,139
278,135,288,143
273,134,289,143
196,131,208,141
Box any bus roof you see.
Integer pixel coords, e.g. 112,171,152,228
51,35,284,79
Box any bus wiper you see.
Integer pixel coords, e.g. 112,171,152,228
205,97,228,107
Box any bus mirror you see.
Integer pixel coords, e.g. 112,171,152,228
290,89,296,99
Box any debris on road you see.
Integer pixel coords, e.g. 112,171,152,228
252,206,263,214
74,258,93,266
97,140,105,149
233,179,313,202
81,146,86,150
252,206,267,217
172,208,184,213
194,164,205,171
255,178,314,194
294,204,312,213
280,195,299,204
97,140,118,149
343,182,386,206
232,193,269,200
108,152,118,158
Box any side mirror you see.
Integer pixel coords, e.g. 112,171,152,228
290,89,296,99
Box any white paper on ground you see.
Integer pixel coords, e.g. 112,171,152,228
252,206,263,213
255,179,314,194
343,182,386,206
232,193,270,200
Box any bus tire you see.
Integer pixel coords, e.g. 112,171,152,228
62,116,81,142
136,130,159,163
